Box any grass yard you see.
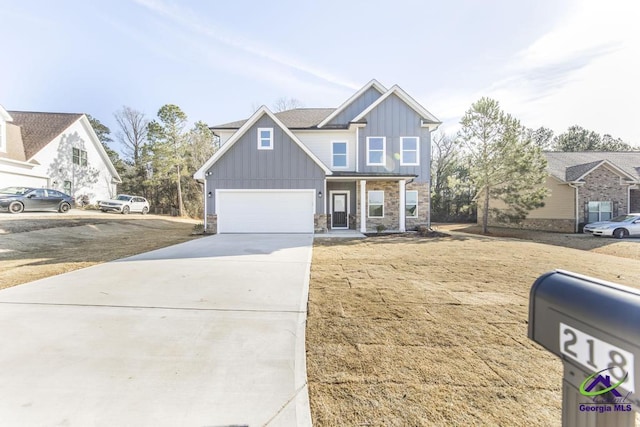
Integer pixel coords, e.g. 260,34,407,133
306,231,640,426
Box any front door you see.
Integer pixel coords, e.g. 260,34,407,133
332,193,348,229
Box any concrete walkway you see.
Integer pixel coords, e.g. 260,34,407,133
0,234,314,426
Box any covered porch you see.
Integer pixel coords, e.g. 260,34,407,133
325,173,428,233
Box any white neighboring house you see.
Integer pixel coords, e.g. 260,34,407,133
0,105,121,203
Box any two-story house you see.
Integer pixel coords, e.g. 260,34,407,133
0,105,121,203
194,80,440,233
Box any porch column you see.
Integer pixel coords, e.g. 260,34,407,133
360,180,367,233
399,179,406,232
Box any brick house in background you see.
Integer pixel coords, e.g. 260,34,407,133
194,80,441,233
483,152,640,233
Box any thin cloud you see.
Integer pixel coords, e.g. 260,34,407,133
132,0,360,91
432,0,639,143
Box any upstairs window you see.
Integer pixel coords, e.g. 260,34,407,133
367,137,385,166
400,137,420,165
257,128,273,150
332,141,348,168
72,148,88,166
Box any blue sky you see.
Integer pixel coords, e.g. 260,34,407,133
1,0,638,155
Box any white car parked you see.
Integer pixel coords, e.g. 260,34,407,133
98,194,150,215
583,213,640,239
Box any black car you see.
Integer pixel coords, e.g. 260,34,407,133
0,187,75,214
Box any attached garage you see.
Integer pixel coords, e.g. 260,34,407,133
216,190,315,233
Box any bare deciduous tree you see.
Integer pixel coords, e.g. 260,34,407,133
114,106,149,164
272,97,304,112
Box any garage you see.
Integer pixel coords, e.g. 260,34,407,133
216,190,315,233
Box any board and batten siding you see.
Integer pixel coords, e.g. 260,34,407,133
326,86,383,126
358,93,431,182
295,130,355,171
205,114,325,214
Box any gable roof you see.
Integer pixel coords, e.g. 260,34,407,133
351,85,441,129
316,79,387,128
544,152,640,183
8,111,83,160
0,105,12,122
195,106,332,180
213,108,335,130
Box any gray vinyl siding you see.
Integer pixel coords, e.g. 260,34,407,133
206,114,325,214
358,94,431,183
327,87,383,126
326,181,357,215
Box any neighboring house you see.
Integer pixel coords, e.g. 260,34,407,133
0,105,121,203
194,80,440,233
481,151,640,233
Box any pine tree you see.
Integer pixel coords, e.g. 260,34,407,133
459,97,548,233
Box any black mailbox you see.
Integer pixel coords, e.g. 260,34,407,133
529,270,640,426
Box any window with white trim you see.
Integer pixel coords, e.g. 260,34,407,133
368,190,384,217
400,137,420,165
588,201,612,222
332,141,348,168
406,190,418,217
72,148,88,167
257,128,273,150
366,137,385,166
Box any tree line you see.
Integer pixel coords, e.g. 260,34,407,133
89,98,636,231
88,97,306,219
431,98,637,231
88,104,218,218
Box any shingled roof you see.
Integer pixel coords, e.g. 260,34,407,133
213,108,336,129
7,111,83,160
544,152,640,182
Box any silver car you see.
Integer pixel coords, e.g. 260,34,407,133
583,213,640,239
98,194,150,215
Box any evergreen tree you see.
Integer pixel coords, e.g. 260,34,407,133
459,97,548,233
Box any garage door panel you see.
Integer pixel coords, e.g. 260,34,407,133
217,190,314,233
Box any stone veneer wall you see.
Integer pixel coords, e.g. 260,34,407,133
314,214,328,233
353,181,430,232
486,217,575,233
579,166,629,222
206,214,217,234
356,181,400,232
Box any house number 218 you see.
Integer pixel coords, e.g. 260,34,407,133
559,323,635,389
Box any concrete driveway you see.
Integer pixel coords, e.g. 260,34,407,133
0,234,313,426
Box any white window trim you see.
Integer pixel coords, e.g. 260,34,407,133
406,190,418,218
366,137,386,166
588,201,613,222
368,190,384,218
331,141,349,169
257,127,273,150
400,137,420,166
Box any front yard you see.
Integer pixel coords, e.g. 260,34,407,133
0,212,201,289
306,231,640,425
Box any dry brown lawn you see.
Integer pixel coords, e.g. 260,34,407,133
0,213,201,289
306,230,640,426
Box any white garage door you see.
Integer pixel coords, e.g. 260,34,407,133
216,190,315,233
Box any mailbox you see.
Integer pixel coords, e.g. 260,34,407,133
529,270,640,426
